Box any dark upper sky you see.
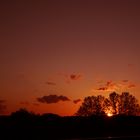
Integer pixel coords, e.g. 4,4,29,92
1,0,140,115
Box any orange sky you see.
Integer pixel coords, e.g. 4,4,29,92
1,0,140,116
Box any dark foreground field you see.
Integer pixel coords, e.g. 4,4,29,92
0,114,140,140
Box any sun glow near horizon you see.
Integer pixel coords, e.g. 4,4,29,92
107,113,113,117
105,108,114,117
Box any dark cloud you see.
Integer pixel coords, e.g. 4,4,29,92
95,80,136,92
0,100,6,114
70,74,82,80
106,81,113,86
37,95,70,104
58,73,83,84
97,87,108,91
45,82,56,86
128,84,136,88
97,81,115,91
73,99,81,104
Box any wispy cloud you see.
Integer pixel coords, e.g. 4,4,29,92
70,74,82,80
97,87,108,91
128,84,136,88
93,80,136,92
95,81,117,92
37,95,70,104
57,72,83,84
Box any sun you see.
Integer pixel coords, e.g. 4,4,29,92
105,107,114,117
107,113,113,117
105,108,113,117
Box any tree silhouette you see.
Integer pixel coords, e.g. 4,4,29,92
41,113,60,121
119,92,140,115
76,92,140,116
109,92,120,115
11,108,35,119
76,95,108,116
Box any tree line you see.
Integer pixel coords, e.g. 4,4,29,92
76,92,140,116
0,92,140,117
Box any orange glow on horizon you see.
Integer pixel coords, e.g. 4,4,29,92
107,113,113,117
105,107,114,117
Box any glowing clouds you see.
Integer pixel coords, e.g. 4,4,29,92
128,84,136,88
93,80,136,92
95,81,118,92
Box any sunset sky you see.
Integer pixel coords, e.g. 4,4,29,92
1,0,140,116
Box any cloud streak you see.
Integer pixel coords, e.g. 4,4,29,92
93,80,136,92
59,73,83,84
128,84,136,88
97,87,108,91
70,74,82,80
96,81,117,91
37,95,70,104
